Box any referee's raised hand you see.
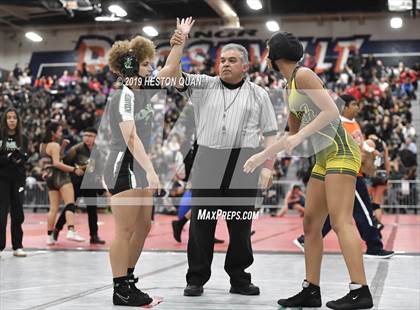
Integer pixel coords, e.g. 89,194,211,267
170,30,185,46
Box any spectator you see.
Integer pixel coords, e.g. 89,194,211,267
400,137,417,155
277,185,305,218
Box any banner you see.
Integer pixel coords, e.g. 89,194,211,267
29,31,420,78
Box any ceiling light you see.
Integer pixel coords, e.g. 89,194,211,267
390,17,403,28
95,15,121,22
247,0,263,10
108,4,127,17
25,32,43,42
142,26,158,37
266,20,279,32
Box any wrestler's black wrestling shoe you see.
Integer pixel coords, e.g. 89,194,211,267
277,280,322,308
113,278,152,306
326,284,373,310
127,274,152,300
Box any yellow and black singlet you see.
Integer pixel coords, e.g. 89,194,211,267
288,66,361,180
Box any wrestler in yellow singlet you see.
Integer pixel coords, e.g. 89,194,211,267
288,66,361,180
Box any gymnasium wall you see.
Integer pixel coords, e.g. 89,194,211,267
0,17,419,72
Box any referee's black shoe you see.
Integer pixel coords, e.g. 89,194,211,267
183,284,203,296
113,281,152,306
230,283,260,295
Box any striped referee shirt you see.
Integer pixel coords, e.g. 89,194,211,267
179,73,278,149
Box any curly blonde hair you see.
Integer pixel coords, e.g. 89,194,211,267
108,40,131,75
129,35,156,63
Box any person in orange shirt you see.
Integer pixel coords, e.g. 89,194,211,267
293,94,394,259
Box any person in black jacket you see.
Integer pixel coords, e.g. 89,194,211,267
0,107,28,257
63,127,106,244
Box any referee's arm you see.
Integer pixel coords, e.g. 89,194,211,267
259,88,278,138
258,134,277,189
258,88,278,187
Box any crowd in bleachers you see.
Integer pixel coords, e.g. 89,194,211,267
333,54,418,181
0,51,418,193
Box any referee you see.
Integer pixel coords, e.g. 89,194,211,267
170,41,278,296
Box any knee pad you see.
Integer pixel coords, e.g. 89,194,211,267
64,203,77,213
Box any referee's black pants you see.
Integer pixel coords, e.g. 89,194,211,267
186,146,260,287
75,183,100,238
321,176,383,251
0,178,25,251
